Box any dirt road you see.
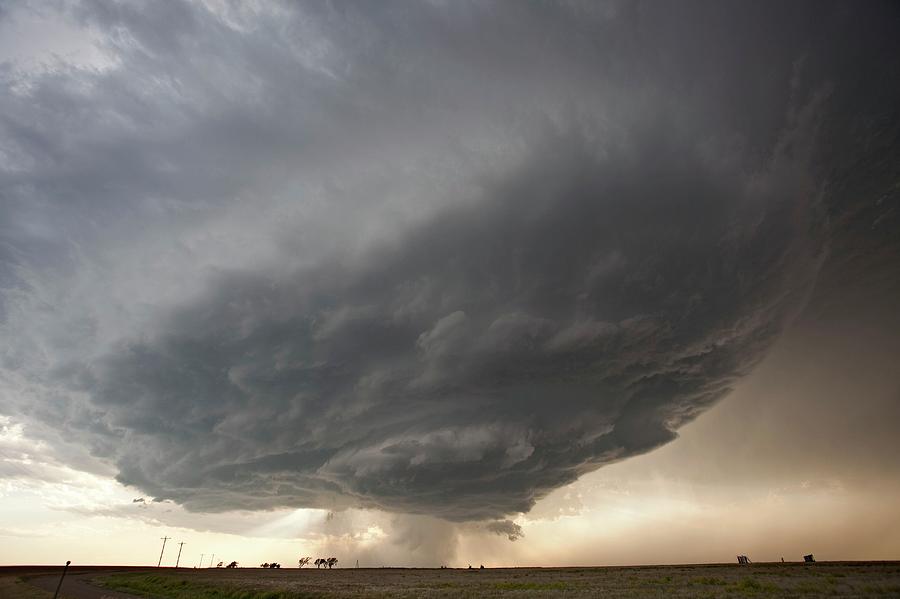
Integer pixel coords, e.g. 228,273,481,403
27,573,141,599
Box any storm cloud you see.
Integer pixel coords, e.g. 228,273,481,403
1,1,898,523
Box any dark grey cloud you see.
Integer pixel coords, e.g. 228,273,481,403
1,0,898,522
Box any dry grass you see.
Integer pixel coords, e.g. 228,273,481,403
98,562,900,598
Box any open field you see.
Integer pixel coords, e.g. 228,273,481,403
31,562,900,598
3,563,899,598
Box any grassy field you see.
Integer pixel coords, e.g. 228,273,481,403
96,562,900,598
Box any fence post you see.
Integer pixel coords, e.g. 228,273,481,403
52,560,71,599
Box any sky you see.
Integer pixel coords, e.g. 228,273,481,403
1,0,899,568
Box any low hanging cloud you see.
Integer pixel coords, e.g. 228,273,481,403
44,127,823,521
1,1,898,524
485,520,524,542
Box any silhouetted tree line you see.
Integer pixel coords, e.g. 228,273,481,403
314,557,338,568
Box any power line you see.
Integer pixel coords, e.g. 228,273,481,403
209,553,215,568
199,554,205,568
175,542,186,568
157,537,171,567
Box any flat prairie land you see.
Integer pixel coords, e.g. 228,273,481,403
86,562,900,598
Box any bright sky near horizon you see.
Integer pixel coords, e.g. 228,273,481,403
1,0,899,567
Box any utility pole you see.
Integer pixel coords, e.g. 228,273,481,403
199,554,205,568
209,553,215,568
157,536,171,567
175,542,186,568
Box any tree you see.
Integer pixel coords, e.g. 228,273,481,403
260,563,269,569
298,557,311,568
226,561,238,569
314,558,323,569
327,557,338,569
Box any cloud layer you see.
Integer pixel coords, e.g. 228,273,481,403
1,1,898,522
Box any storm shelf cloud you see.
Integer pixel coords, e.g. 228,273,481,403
1,0,898,526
